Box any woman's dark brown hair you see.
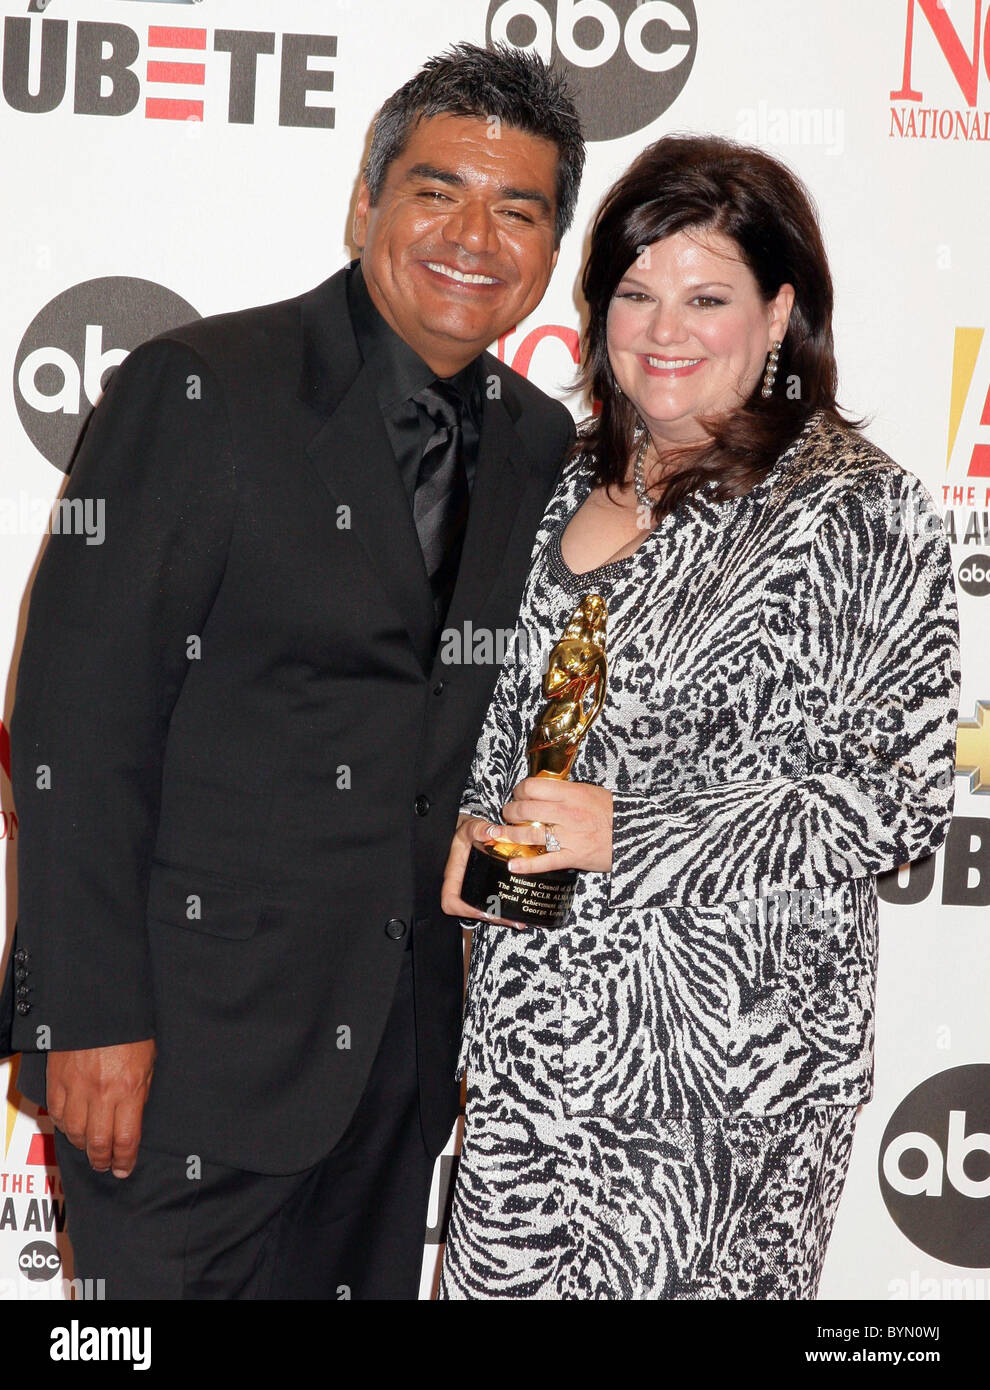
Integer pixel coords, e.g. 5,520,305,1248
580,134,855,517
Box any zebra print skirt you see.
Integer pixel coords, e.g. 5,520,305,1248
438,1076,857,1300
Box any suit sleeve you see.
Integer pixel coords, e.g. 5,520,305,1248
7,337,237,1053
458,399,575,826
556,400,577,457
606,468,960,910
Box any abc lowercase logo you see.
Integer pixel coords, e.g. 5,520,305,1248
487,0,697,141
14,276,199,470
957,553,990,596
879,1064,990,1268
19,1240,62,1281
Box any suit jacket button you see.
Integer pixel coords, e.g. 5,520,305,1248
14,948,30,964
384,918,407,941
15,1001,31,1016
414,795,431,816
433,681,445,695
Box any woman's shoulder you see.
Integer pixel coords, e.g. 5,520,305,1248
772,411,938,533
571,414,600,462
781,412,902,489
552,423,599,495
527,428,597,549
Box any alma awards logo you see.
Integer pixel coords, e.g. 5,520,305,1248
487,0,697,141
14,276,199,470
946,326,990,481
879,1064,990,1268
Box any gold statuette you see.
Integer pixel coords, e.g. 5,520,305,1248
461,594,608,928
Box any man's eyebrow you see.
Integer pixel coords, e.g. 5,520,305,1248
404,163,553,214
500,185,553,214
405,163,465,188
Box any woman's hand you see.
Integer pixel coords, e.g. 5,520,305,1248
497,778,614,874
441,814,519,926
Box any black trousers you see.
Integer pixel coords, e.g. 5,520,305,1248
54,949,434,1299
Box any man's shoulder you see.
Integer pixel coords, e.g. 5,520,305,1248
481,351,575,451
138,268,350,386
158,294,300,361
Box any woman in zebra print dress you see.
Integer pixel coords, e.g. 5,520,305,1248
437,137,959,1300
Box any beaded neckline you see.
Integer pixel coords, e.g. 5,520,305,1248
547,411,824,592
546,520,638,593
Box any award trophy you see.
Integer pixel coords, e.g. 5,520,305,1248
461,593,608,928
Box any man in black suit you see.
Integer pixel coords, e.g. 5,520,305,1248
0,43,583,1299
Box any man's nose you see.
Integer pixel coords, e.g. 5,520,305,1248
442,199,500,257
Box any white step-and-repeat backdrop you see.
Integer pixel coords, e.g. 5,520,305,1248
1,0,988,1301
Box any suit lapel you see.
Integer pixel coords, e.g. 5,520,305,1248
296,272,536,676
443,386,527,640
298,268,436,672
304,368,436,671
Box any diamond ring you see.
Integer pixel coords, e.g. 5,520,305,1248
544,824,562,853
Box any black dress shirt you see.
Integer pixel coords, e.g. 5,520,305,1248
345,260,483,504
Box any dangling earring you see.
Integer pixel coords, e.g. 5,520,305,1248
761,341,781,399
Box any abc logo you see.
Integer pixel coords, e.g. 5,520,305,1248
15,276,199,471
878,1064,990,1267
487,0,698,141
957,553,990,597
18,1240,62,1281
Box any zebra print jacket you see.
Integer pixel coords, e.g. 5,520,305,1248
456,412,959,1119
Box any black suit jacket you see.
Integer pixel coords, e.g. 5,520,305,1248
0,265,573,1172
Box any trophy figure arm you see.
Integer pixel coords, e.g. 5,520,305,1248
586,658,608,725
531,705,580,748
561,663,608,744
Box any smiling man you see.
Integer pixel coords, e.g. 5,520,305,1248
355,112,562,374
1,43,583,1300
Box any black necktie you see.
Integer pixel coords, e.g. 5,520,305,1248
411,381,470,633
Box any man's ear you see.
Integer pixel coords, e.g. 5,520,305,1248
353,179,371,250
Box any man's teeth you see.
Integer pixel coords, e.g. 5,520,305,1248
646,356,702,368
424,262,498,285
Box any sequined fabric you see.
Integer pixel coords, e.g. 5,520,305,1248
439,413,959,1300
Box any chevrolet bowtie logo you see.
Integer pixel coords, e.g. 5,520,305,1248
956,702,990,794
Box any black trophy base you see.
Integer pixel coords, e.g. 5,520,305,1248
461,843,577,928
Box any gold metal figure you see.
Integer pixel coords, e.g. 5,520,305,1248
487,593,608,863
